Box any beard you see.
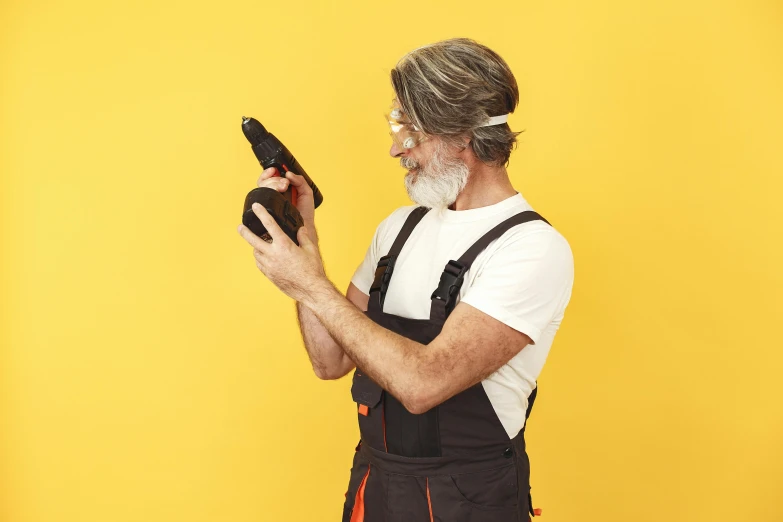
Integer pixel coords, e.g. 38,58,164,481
401,142,469,209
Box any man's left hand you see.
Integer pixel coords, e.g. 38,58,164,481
237,202,327,305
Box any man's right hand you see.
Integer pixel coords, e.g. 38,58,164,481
256,167,317,239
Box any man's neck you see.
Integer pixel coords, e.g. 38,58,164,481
449,163,517,211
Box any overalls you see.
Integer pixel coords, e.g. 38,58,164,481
342,207,550,522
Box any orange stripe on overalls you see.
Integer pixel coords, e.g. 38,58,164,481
349,466,371,522
426,477,434,522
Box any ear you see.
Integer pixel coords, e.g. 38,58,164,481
457,135,472,153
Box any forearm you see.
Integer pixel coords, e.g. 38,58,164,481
303,281,431,411
295,301,354,379
293,224,354,379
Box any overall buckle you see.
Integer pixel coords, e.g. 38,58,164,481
431,260,467,310
370,255,397,296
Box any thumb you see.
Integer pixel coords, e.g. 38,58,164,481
297,226,313,248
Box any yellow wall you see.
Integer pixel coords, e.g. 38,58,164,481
2,1,781,521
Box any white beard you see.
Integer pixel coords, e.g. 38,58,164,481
401,143,469,209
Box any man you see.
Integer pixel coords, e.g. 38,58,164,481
238,38,574,522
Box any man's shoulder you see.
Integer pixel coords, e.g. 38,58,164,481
375,204,423,239
384,204,422,223
484,217,573,270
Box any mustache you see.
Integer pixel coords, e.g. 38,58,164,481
400,156,418,169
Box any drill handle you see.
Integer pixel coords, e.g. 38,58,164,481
284,156,323,209
256,150,323,209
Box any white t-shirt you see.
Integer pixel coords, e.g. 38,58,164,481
350,192,574,438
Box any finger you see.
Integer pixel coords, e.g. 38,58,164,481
251,202,287,244
258,177,289,192
238,223,271,253
257,167,279,186
284,171,313,196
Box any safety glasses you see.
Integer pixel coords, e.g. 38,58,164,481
385,100,511,150
385,103,429,149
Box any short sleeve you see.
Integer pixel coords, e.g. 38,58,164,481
460,227,574,344
350,206,418,295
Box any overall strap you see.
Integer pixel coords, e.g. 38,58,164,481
369,206,430,313
430,211,550,322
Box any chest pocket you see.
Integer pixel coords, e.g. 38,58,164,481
351,369,383,410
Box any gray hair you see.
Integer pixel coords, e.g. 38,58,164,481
391,38,523,166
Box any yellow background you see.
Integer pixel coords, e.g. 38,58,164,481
2,0,781,521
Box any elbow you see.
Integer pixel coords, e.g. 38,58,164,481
398,364,444,414
404,401,430,415
400,388,438,415
312,358,354,381
313,369,332,380
314,366,345,380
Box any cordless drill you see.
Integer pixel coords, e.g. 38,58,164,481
241,116,324,245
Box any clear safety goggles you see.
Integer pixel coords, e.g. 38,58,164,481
385,103,511,150
385,105,426,150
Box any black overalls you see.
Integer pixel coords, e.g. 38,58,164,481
342,207,550,522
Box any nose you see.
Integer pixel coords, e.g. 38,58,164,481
390,142,405,158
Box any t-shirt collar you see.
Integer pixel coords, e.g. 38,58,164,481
436,192,531,223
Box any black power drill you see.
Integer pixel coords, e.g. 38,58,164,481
241,116,324,245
